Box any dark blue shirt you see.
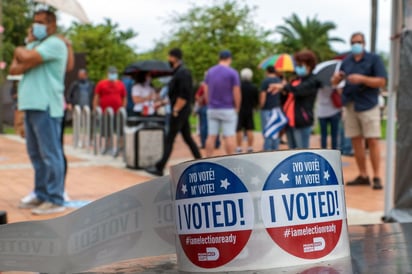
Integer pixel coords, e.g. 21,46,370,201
260,76,281,109
340,51,387,111
121,76,134,114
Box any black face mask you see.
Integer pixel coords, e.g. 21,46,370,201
169,61,175,68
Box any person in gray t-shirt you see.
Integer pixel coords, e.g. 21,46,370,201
67,69,94,110
316,85,342,149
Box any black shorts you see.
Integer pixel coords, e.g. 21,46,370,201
236,112,255,131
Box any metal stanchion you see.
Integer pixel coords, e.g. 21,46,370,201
102,107,114,155
72,105,82,148
81,105,91,149
93,107,102,155
114,107,127,158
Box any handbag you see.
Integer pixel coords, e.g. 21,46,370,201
330,89,342,108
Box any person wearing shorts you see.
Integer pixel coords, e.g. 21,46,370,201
204,50,241,157
332,32,387,190
236,68,259,153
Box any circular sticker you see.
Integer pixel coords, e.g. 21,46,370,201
175,162,254,269
261,152,343,259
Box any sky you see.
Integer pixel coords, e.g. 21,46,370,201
59,0,392,54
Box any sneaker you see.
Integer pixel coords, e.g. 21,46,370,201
235,148,243,153
63,192,71,201
144,166,164,177
20,192,36,204
31,202,66,215
346,176,370,186
19,196,42,209
247,147,253,153
372,177,383,190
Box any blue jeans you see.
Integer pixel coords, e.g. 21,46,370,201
198,106,208,148
339,120,353,154
318,112,341,149
25,110,65,205
286,126,312,149
260,109,280,151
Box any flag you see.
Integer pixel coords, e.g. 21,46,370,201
263,108,288,139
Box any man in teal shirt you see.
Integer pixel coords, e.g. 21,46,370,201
9,10,69,215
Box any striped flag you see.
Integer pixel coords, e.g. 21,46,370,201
263,107,288,139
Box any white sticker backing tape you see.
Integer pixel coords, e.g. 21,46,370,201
0,150,350,273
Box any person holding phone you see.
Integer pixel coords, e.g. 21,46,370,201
331,32,387,190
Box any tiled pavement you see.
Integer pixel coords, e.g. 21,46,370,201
0,132,386,225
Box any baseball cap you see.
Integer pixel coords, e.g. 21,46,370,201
219,50,232,59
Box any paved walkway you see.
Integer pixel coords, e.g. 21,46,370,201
0,132,386,226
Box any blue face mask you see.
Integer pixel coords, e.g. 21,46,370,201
32,23,48,40
351,43,364,55
108,73,118,81
295,65,307,76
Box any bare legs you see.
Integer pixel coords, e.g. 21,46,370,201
351,136,380,178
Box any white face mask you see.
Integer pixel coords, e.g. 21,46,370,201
108,73,118,81
32,23,48,40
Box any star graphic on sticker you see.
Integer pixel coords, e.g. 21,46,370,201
279,173,289,184
324,170,330,181
181,184,188,194
220,178,231,190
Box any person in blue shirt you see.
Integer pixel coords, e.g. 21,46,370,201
121,75,135,117
332,32,387,190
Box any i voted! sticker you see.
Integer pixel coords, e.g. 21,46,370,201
261,152,344,260
175,162,254,268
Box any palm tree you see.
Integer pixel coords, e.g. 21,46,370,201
275,13,344,61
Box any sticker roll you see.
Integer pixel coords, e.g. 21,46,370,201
170,150,350,272
0,176,175,273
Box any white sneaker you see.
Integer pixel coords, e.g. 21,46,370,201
31,202,66,215
20,192,37,204
63,192,71,201
21,191,71,202
19,195,42,209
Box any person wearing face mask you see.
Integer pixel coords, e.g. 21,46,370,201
66,69,95,110
9,10,72,215
145,48,202,176
93,66,127,113
269,50,321,149
131,71,157,116
331,32,387,190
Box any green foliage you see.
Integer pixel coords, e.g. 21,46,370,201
275,13,344,62
2,0,36,66
67,19,138,82
144,0,275,84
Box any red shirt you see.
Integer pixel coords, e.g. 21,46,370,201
195,83,207,106
95,79,126,112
